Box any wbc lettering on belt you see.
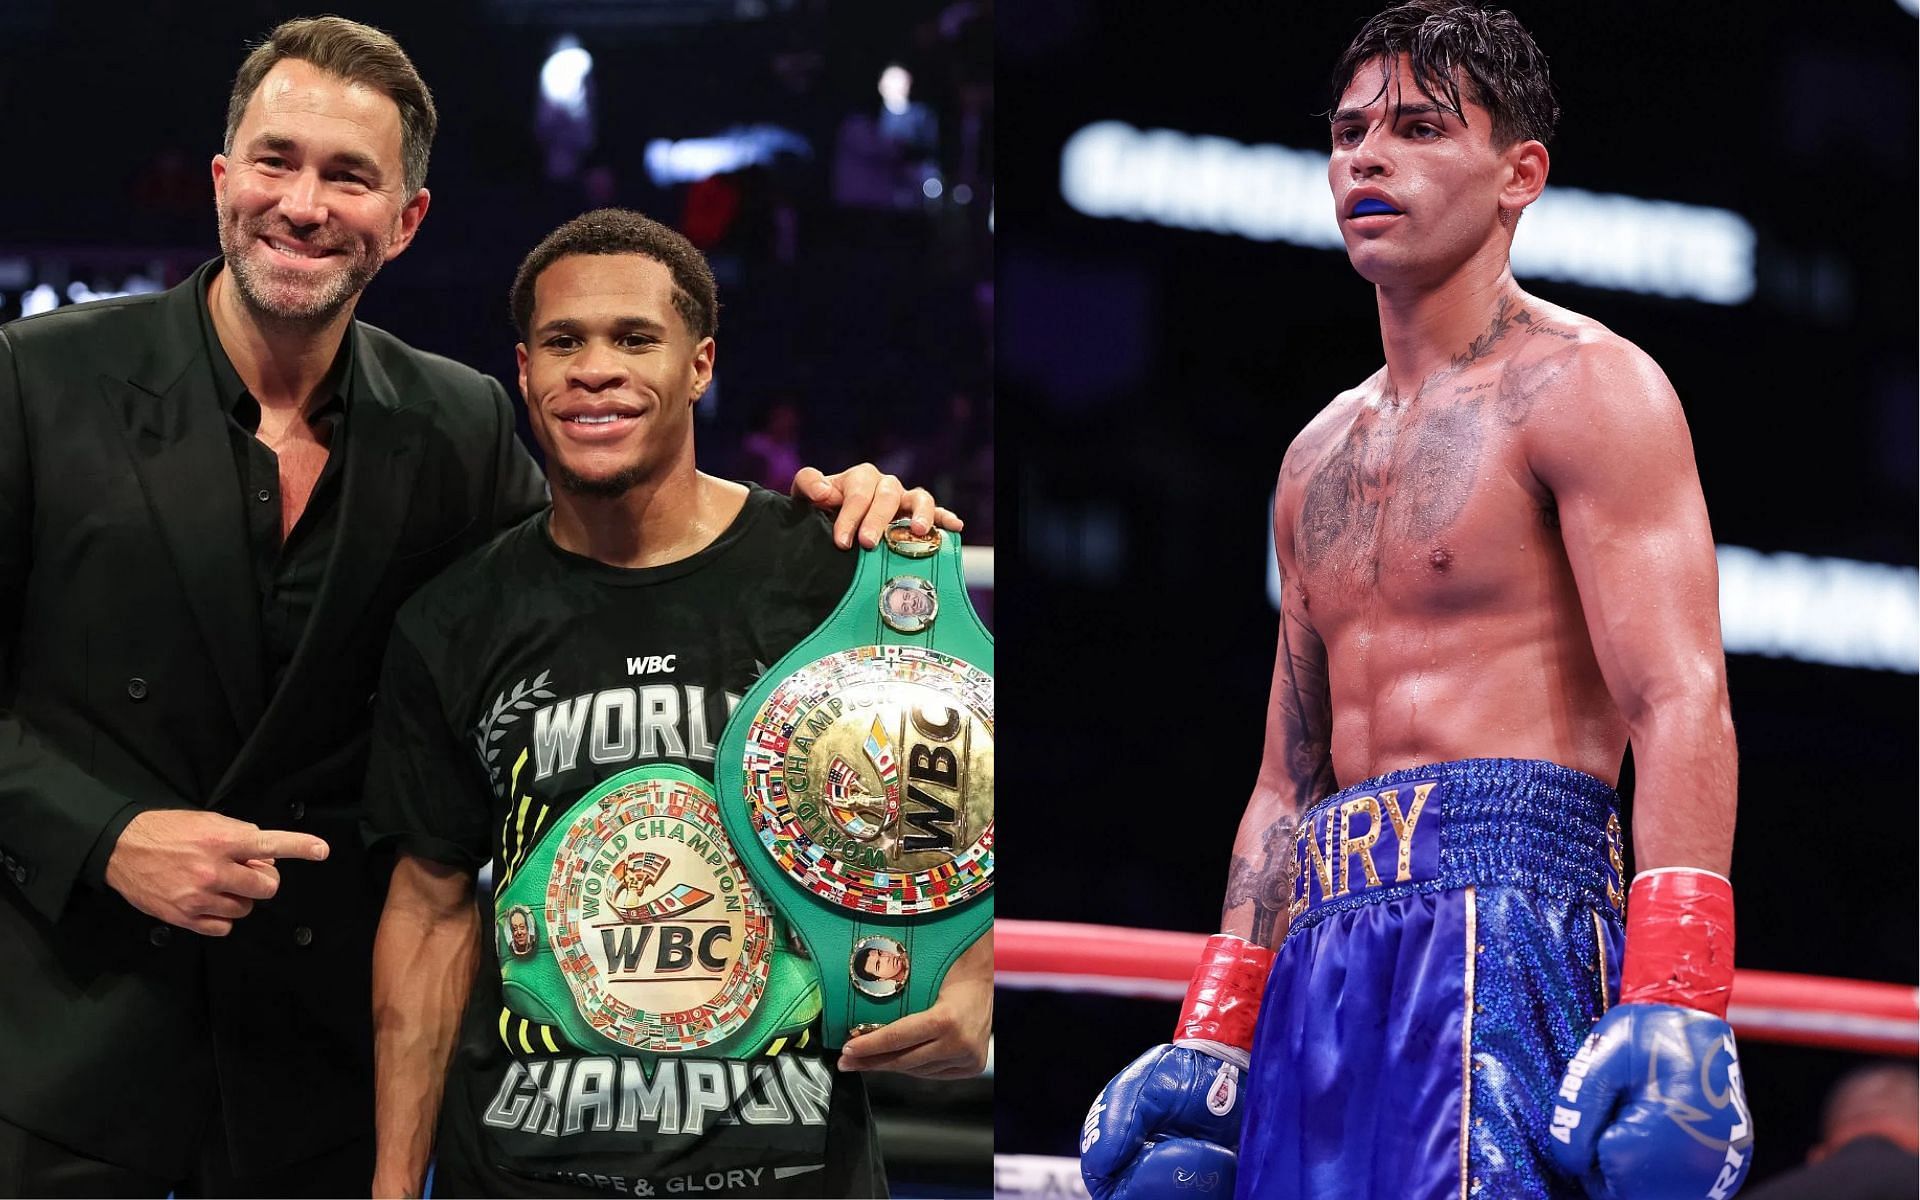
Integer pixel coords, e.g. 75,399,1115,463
1291,780,1440,916
737,644,995,917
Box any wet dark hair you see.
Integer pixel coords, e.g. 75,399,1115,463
510,208,718,341
1331,1,1559,148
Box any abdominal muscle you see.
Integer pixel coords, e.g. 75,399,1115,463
1319,578,1629,791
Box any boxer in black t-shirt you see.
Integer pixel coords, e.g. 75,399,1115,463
364,209,989,1199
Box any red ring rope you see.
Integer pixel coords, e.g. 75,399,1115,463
996,919,1919,1056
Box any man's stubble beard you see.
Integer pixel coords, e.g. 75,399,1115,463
216,201,387,329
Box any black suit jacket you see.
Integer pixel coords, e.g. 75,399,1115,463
1739,1137,1919,1200
0,260,548,1177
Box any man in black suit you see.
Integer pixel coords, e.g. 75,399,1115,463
1740,1064,1919,1200
0,17,948,1196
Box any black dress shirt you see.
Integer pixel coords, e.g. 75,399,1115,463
196,276,350,702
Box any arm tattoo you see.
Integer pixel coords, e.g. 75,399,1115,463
1275,573,1336,807
1224,560,1335,949
1225,816,1301,949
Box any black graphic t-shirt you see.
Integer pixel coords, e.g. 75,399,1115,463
364,487,881,1198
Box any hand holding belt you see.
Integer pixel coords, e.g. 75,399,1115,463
1081,934,1275,1200
1550,868,1755,1199
716,520,994,1049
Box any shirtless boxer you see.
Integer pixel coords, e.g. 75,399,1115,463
1081,4,1753,1198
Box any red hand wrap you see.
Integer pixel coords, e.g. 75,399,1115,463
1173,934,1276,1050
1619,868,1736,1018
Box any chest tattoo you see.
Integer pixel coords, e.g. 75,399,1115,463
1295,298,1577,581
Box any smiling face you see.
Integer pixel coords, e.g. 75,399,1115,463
212,58,428,325
516,253,715,498
1327,55,1541,290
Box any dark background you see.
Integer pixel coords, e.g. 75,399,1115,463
995,0,1917,1187
0,0,991,1194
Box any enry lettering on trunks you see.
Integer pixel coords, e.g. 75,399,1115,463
1380,785,1432,883
1338,796,1383,895
1292,781,1437,914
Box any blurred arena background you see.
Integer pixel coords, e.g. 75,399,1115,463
994,0,1917,1194
0,1,991,1195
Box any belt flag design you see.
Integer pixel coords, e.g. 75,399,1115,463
718,520,995,1047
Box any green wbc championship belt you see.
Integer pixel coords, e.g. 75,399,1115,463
495,764,822,1057
716,520,994,1048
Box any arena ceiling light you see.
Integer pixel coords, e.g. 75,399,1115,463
1060,120,1756,305
539,38,594,116
643,125,812,186
536,35,596,182
1713,546,1919,673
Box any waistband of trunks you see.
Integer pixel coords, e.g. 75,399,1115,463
1285,757,1624,939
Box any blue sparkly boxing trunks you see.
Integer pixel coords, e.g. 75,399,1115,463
1236,759,1626,1200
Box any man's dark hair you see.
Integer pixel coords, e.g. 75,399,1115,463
225,17,438,195
1331,1,1559,148
510,208,719,341
852,951,883,982
1820,1063,1919,1144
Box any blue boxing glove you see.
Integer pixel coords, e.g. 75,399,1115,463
1550,869,1754,1199
1081,935,1272,1200
1081,1041,1247,1200
1550,1005,1753,1199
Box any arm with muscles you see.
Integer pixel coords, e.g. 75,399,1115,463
1529,344,1751,1200
789,463,964,550
361,621,499,1197
0,329,326,929
371,855,480,1199
837,927,992,1079
1081,490,1335,1200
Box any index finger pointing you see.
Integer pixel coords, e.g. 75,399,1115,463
249,831,330,862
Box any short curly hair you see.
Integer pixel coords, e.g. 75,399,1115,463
510,209,719,342
1331,1,1559,148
